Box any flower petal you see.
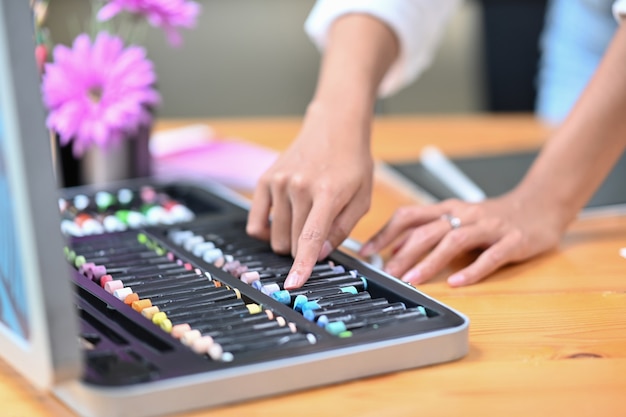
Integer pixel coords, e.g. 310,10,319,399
41,32,159,155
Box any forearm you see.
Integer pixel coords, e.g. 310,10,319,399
515,24,626,228
307,14,399,148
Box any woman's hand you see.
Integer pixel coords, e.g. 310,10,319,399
247,13,400,289
247,103,374,289
359,190,569,287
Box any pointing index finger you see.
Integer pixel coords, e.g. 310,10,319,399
283,202,337,289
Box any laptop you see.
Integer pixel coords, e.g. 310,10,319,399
0,2,469,417
383,148,626,217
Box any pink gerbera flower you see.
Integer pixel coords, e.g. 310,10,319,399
98,0,201,47
41,32,161,157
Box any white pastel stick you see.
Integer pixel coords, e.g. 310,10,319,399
420,145,487,203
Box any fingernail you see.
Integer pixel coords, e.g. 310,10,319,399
401,268,421,283
284,272,302,289
318,240,333,261
359,242,374,257
447,273,465,287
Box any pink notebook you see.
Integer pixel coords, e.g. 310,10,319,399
151,124,278,191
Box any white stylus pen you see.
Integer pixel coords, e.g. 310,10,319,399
420,145,487,203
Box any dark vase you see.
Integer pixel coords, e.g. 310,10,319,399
55,123,152,188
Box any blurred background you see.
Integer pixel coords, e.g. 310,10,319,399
46,0,548,118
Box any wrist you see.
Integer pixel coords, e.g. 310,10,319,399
509,180,579,233
304,98,373,150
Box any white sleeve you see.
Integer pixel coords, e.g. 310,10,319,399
304,0,462,97
613,0,626,22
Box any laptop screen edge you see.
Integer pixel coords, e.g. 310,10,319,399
0,0,81,389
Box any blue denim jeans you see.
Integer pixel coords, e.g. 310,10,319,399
536,0,617,124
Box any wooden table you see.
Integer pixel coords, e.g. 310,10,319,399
3,115,625,417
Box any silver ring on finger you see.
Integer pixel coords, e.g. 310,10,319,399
441,213,462,230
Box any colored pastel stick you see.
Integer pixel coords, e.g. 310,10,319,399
324,308,430,336
217,332,316,357
162,299,248,317
316,302,408,327
302,299,391,322
299,292,372,313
